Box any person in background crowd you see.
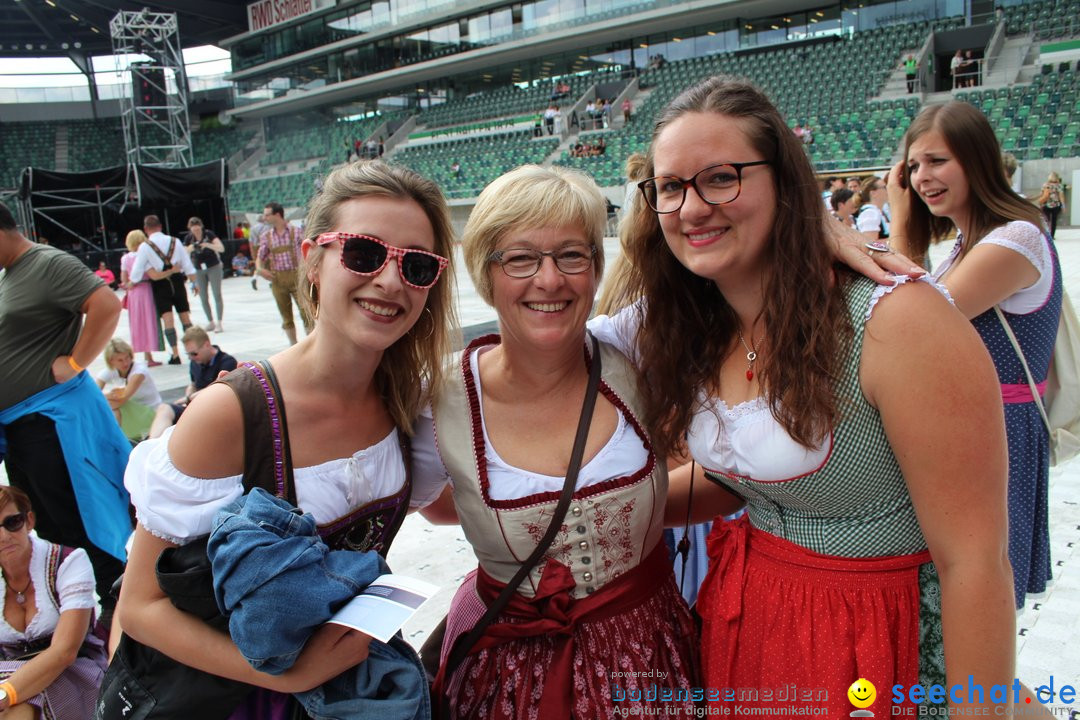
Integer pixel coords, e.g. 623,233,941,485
94,261,116,288
148,325,237,439
183,217,226,332
846,176,862,193
830,187,858,226
822,176,843,209
231,250,253,278
1038,171,1065,239
95,337,162,441
888,101,1064,610
0,485,108,720
120,230,162,367
857,176,891,240
130,214,198,366
904,54,919,93
0,202,130,627
256,202,311,346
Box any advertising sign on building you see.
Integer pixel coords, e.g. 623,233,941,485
247,0,317,33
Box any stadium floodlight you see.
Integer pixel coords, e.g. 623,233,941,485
109,9,193,170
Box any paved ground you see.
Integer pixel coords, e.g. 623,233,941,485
4,230,1079,711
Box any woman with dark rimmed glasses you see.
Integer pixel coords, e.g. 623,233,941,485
116,160,458,719
0,484,107,719
589,76,1017,716
415,164,700,718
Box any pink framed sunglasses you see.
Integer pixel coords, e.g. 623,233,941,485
315,232,449,290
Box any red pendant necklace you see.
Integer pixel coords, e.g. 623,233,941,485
737,329,758,382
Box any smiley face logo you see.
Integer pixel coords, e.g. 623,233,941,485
848,678,877,709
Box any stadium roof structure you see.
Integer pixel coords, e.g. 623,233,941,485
0,1,246,59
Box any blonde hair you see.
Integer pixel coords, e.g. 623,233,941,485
301,160,458,434
104,337,134,366
125,229,147,252
462,164,607,307
182,326,210,346
596,153,649,316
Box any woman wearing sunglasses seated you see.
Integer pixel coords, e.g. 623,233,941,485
0,485,107,720
118,161,457,717
414,165,700,718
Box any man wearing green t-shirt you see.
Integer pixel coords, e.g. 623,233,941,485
0,204,130,612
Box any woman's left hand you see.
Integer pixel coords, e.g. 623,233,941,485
825,216,924,284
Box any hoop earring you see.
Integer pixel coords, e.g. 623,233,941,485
309,282,319,320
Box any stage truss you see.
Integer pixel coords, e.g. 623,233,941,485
110,10,193,168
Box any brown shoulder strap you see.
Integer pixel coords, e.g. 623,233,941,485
216,362,297,504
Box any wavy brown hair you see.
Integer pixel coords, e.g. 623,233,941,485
623,75,853,456
900,102,1045,263
301,160,459,435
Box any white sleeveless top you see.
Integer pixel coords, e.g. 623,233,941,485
125,425,428,545
587,274,945,479
934,220,1052,315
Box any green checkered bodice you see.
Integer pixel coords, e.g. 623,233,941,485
704,276,928,558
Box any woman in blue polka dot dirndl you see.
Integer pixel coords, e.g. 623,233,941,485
888,101,1063,609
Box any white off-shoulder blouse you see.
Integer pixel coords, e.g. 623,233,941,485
125,425,438,545
412,344,650,502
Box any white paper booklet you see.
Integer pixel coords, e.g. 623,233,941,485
327,574,440,643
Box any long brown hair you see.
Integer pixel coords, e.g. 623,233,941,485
901,102,1045,262
301,160,459,434
623,75,853,456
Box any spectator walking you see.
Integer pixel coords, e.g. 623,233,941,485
130,214,198,365
183,217,226,332
148,325,237,438
1038,171,1066,238
622,97,632,123
256,202,311,346
544,104,557,135
0,203,130,625
120,229,162,367
904,54,918,93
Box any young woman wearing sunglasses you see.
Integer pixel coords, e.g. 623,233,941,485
117,161,458,717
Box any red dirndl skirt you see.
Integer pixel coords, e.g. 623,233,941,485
697,515,932,717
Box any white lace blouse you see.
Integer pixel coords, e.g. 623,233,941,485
0,534,97,644
412,344,651,502
934,220,1052,315
125,424,432,545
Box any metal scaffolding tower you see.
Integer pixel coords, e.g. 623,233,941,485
110,10,193,168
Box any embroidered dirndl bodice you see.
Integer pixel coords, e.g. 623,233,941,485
221,362,411,555
702,276,928,558
431,336,666,599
